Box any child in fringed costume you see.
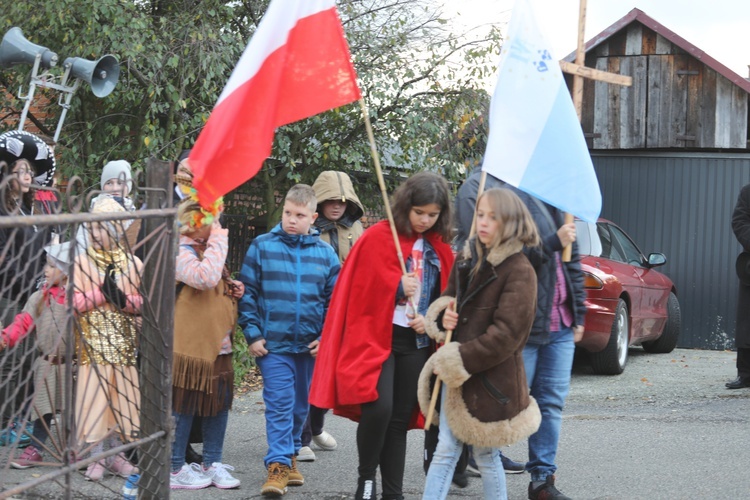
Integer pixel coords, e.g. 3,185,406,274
169,162,243,490
2,242,72,469
72,194,142,481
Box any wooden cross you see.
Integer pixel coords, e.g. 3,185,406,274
557,0,633,260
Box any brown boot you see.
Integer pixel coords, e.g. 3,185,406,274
261,462,290,497
288,455,304,486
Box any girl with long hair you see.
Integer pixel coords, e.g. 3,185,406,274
310,171,455,500
418,188,542,499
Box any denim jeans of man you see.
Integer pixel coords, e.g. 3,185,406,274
522,327,575,482
422,387,507,500
171,409,229,471
256,352,315,467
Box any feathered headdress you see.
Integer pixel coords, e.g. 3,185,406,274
175,159,223,229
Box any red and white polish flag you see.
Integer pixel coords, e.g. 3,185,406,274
189,0,361,207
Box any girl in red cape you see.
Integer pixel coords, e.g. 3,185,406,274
309,171,455,500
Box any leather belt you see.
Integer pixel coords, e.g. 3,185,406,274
43,354,65,365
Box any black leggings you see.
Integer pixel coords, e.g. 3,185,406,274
357,325,430,498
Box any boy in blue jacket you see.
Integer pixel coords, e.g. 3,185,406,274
238,184,340,497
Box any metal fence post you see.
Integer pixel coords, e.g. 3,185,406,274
139,158,176,499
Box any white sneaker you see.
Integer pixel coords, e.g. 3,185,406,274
297,445,316,461
170,463,211,490
312,430,338,450
203,462,241,489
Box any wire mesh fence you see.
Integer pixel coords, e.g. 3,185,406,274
0,159,175,499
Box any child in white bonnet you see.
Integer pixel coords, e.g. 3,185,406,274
76,160,137,254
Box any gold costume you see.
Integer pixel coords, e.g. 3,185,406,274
77,308,137,366
76,246,138,366
75,244,141,444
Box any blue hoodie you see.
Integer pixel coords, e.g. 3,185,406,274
238,223,340,354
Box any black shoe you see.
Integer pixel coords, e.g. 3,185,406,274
528,475,572,500
725,376,750,389
355,477,376,500
501,453,526,474
452,470,469,488
465,455,481,477
185,444,203,465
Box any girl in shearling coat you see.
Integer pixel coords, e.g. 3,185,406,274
419,188,542,500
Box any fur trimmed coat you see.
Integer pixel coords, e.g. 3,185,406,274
418,240,541,448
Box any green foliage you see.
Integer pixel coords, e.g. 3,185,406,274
232,326,255,387
0,0,499,217
1,0,244,186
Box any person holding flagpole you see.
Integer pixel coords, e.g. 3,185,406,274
310,172,454,500
509,188,586,500
451,164,538,477
418,187,541,500
477,0,599,494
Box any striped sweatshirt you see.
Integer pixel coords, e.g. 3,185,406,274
238,223,340,354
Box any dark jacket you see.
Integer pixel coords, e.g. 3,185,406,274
418,240,541,448
510,188,587,342
454,167,505,251
731,184,750,348
0,199,51,305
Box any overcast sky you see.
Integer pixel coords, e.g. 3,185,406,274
443,0,750,79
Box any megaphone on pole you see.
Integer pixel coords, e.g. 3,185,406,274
62,55,120,98
0,27,58,69
0,26,121,138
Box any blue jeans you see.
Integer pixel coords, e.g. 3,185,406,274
256,352,314,467
171,409,229,472
422,387,507,500
522,327,575,481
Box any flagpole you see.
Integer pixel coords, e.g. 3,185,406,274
424,170,487,430
358,98,409,275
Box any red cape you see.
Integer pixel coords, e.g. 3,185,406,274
309,221,454,425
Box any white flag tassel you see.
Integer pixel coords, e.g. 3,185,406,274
482,0,602,223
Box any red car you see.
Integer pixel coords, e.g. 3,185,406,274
574,219,681,375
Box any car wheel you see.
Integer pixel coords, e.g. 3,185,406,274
642,292,681,353
590,299,629,375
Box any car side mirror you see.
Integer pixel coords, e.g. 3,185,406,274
647,252,667,267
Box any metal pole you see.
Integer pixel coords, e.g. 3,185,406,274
17,55,42,131
52,80,81,142
138,158,175,499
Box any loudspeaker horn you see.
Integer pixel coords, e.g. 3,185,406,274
63,54,120,98
0,27,58,69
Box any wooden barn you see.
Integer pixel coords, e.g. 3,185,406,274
565,8,750,349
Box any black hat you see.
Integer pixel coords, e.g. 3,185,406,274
736,251,750,286
0,130,55,187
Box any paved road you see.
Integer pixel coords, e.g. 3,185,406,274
3,347,749,499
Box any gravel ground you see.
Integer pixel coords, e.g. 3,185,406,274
2,347,749,499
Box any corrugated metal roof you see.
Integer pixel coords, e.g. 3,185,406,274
563,8,750,94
